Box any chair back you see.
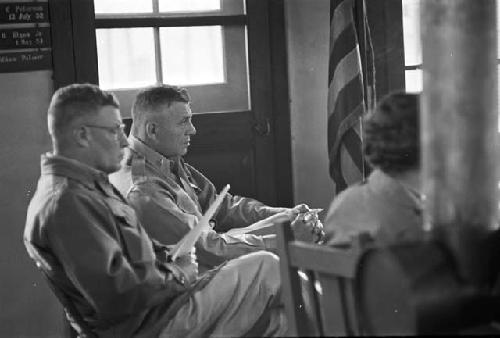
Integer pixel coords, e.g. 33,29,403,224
276,222,370,336
26,243,97,338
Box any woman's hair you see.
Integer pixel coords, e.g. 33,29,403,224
363,92,420,173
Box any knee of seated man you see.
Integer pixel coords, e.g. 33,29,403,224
245,250,279,265
241,251,281,283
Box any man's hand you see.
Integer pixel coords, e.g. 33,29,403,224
271,203,311,223
176,249,198,283
167,248,198,286
291,211,325,243
289,203,311,219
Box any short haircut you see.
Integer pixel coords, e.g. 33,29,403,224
363,92,420,174
48,83,119,136
131,85,190,134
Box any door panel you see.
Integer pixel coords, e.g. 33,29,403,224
186,145,257,199
185,111,257,198
245,0,278,205
49,0,292,206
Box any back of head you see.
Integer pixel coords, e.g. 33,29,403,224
48,83,119,139
363,92,420,174
131,84,190,136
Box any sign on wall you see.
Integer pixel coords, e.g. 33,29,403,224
0,1,52,73
0,50,51,72
0,27,51,49
0,3,49,24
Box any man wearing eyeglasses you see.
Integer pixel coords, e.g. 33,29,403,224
24,83,288,337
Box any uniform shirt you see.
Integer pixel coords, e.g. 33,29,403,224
24,154,207,337
324,169,425,247
111,136,285,270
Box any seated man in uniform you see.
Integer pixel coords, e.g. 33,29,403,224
324,92,425,246
110,84,323,270
24,83,288,337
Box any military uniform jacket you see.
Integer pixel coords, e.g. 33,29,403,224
24,154,207,337
113,136,283,270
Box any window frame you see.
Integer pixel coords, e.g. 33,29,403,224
93,1,250,115
94,12,248,90
401,0,500,93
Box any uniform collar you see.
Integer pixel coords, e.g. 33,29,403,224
127,135,181,175
40,153,111,192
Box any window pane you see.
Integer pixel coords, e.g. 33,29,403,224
405,69,422,93
185,25,249,113
159,0,220,12
158,0,245,15
94,0,152,14
96,28,156,89
160,26,224,85
402,0,422,66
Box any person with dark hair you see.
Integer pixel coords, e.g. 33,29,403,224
24,83,289,337
110,84,323,271
324,92,425,246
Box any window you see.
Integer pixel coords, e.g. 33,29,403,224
402,0,500,128
93,0,249,115
402,0,422,93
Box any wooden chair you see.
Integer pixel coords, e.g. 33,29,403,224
276,222,370,336
26,243,97,338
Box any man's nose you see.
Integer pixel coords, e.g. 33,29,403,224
188,122,196,135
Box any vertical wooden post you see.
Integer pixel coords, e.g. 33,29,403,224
359,6,500,330
421,0,498,284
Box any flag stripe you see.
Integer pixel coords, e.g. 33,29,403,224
352,117,361,137
328,20,358,84
328,102,364,168
328,83,364,154
342,127,363,171
330,121,363,191
331,75,364,119
330,149,348,192
327,0,375,194
330,0,354,45
327,47,362,116
340,144,363,184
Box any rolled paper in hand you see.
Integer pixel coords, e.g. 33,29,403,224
170,184,230,261
226,212,283,236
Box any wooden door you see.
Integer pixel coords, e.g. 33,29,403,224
49,0,292,206
185,1,277,203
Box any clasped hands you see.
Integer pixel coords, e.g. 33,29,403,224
166,204,325,286
282,204,325,244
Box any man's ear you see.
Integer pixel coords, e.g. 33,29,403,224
145,121,158,140
73,126,91,147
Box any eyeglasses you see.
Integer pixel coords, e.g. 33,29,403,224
83,124,126,138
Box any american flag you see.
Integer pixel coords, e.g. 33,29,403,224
328,0,376,194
